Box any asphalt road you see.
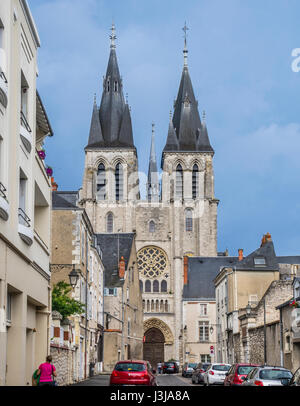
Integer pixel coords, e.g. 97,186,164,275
71,373,197,386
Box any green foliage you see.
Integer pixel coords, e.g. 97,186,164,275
52,281,85,320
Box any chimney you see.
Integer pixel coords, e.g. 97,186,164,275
261,232,272,247
119,256,125,279
51,177,58,191
238,249,243,261
183,256,188,285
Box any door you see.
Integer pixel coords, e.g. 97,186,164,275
143,328,165,369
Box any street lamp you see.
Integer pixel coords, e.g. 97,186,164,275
68,266,80,289
246,302,251,315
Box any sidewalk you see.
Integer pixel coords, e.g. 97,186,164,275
71,373,111,386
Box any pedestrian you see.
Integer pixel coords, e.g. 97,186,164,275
36,355,57,386
157,361,162,374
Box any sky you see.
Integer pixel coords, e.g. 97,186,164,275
28,0,300,257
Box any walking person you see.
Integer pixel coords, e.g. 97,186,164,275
157,361,162,375
36,355,57,386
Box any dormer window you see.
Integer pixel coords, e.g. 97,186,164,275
254,257,266,266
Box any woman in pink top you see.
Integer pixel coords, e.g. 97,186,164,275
37,355,57,386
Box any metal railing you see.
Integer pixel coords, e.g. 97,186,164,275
0,69,8,84
0,182,7,199
18,207,31,227
20,110,32,134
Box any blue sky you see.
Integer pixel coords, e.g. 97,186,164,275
28,0,300,256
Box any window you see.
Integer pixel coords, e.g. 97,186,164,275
185,209,193,232
175,164,183,199
6,292,12,323
153,280,159,293
106,212,113,233
128,318,131,337
139,280,143,292
149,220,155,233
160,300,164,312
145,280,151,293
97,163,106,200
161,280,167,292
200,354,211,363
199,321,209,342
21,71,29,119
200,304,207,316
114,81,118,92
18,169,28,225
165,300,168,312
155,300,159,312
115,163,124,201
192,164,199,199
81,228,85,263
254,257,266,266
104,288,117,296
107,80,110,92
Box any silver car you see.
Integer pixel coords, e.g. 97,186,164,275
241,366,293,386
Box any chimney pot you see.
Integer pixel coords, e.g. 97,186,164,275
238,249,243,261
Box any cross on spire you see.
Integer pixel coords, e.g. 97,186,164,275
182,22,189,68
110,22,117,49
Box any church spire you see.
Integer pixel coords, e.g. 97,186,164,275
86,94,104,148
148,123,160,202
97,24,135,149
162,24,213,153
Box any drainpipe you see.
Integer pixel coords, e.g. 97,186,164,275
84,229,89,379
279,307,284,367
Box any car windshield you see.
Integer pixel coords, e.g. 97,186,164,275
259,369,292,380
188,363,197,368
115,363,146,372
212,364,231,371
165,363,175,366
237,366,256,375
202,364,210,371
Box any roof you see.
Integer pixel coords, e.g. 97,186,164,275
86,46,135,150
236,240,279,271
52,191,78,209
183,256,239,299
36,91,53,141
96,233,135,288
163,66,213,154
277,256,300,264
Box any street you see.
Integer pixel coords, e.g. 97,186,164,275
71,373,197,386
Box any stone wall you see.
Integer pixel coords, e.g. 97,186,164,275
50,345,73,386
233,334,241,363
248,322,281,365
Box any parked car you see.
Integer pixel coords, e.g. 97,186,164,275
182,362,198,377
110,360,157,386
289,366,300,386
241,366,293,386
191,363,210,384
163,361,179,374
224,363,259,386
203,363,231,385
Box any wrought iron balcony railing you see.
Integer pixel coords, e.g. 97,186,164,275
20,110,32,134
18,207,31,227
0,182,7,200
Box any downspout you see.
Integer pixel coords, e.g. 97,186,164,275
279,307,284,367
84,229,88,379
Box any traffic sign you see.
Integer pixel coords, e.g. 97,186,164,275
210,345,214,350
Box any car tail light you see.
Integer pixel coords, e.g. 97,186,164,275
209,371,214,375
254,380,264,386
111,370,119,378
200,369,204,373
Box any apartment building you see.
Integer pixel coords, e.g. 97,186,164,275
51,191,105,384
0,0,53,386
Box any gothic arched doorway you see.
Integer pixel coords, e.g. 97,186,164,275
143,328,165,369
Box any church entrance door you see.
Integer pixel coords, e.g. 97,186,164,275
143,327,165,370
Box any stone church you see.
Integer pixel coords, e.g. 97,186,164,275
78,25,218,366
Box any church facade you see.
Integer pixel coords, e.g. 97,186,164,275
79,25,219,366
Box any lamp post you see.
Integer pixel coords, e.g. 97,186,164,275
246,302,251,316
68,266,80,289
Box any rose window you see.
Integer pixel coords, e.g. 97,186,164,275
137,246,168,278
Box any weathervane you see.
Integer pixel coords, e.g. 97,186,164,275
110,22,117,49
182,21,189,67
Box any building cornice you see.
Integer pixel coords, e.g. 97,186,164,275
20,0,41,48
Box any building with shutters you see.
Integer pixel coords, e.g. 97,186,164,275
51,191,105,383
0,0,54,386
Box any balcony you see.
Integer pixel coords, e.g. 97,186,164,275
0,69,8,108
0,182,9,220
20,111,32,153
18,208,33,246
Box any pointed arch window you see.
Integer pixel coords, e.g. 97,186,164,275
149,220,155,233
97,163,106,200
107,80,110,92
192,164,199,199
106,212,113,233
161,280,167,293
185,209,193,232
145,280,151,293
115,163,124,201
114,81,118,92
176,164,183,200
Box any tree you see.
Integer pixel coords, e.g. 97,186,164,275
52,281,85,320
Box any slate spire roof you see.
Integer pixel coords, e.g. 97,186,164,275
147,123,160,202
87,95,104,147
85,24,135,150
163,27,214,154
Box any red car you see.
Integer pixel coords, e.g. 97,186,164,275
224,363,259,386
110,360,157,386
